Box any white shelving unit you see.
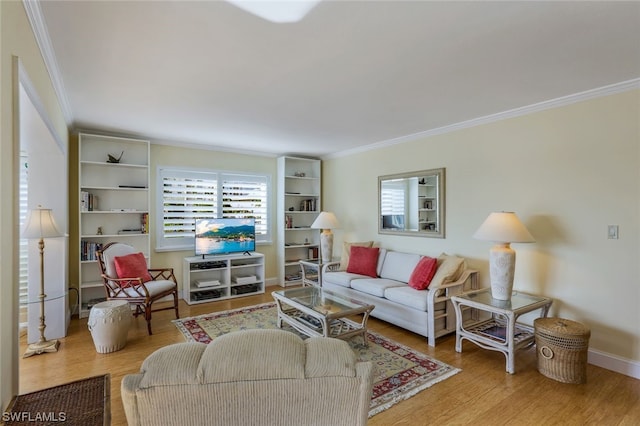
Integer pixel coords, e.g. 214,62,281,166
78,133,150,318
182,253,265,304
417,174,439,232
277,156,321,287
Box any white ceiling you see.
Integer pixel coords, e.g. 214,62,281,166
36,0,640,158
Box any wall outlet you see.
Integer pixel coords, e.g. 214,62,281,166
608,225,619,239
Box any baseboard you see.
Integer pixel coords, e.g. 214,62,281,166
265,277,279,287
588,348,640,379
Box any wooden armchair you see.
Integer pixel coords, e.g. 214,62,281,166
97,242,179,335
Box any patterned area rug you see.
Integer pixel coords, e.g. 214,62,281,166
173,302,459,417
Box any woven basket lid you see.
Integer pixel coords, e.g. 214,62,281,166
535,317,590,337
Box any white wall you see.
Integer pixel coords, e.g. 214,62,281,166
20,83,69,342
322,90,640,368
1,0,69,410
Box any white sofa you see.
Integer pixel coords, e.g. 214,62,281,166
122,329,374,426
322,249,478,346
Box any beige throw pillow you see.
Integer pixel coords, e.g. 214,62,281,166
429,253,466,289
339,241,374,271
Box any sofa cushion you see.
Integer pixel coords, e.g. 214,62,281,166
304,337,356,378
376,248,387,276
199,329,306,383
408,256,438,290
347,246,379,277
351,278,405,297
379,251,422,283
430,253,466,289
339,241,373,270
323,271,369,288
139,342,207,388
384,286,429,311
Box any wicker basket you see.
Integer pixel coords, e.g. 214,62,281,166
534,318,590,384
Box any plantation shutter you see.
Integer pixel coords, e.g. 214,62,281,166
221,174,268,239
19,154,29,324
380,179,406,215
160,170,218,245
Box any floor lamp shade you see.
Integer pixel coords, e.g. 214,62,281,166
23,207,63,239
474,212,534,301
22,206,63,357
311,212,340,263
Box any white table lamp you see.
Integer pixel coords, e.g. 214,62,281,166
311,212,340,263
473,211,535,301
22,206,63,357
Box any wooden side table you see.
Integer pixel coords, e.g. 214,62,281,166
451,289,552,374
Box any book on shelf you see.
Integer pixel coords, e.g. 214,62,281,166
141,213,149,234
118,229,143,235
81,241,103,261
80,191,98,211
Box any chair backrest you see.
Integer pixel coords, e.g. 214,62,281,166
98,242,137,278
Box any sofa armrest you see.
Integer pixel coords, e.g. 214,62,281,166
321,261,341,275
121,374,143,426
436,269,479,299
425,269,478,346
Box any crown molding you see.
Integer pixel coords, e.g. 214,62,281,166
324,78,640,160
23,0,73,125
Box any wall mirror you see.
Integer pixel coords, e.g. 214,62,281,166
378,168,445,238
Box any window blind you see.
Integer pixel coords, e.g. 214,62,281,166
158,168,270,250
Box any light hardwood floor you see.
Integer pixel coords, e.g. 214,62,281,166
18,290,640,425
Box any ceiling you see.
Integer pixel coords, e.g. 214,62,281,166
36,0,640,158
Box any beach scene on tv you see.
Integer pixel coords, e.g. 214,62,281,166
195,218,256,255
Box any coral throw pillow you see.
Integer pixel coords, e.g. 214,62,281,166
339,241,374,271
408,256,438,290
114,252,152,284
346,246,380,278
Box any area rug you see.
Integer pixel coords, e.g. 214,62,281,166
4,374,110,425
173,302,459,417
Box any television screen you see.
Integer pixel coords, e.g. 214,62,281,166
195,218,256,256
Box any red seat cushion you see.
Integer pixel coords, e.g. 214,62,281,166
346,246,380,278
114,252,152,284
408,256,438,290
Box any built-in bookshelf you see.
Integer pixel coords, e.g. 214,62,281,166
277,156,321,287
77,133,150,317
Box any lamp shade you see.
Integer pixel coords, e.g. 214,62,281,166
23,207,63,239
310,211,340,230
473,212,534,243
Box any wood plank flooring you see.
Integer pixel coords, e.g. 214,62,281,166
18,290,640,425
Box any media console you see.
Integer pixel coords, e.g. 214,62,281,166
182,253,265,305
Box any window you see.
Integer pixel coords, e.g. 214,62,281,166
157,167,270,251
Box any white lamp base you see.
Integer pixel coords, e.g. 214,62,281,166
319,230,333,263
489,243,516,301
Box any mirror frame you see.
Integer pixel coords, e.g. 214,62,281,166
378,167,445,238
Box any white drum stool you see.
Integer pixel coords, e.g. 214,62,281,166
88,300,132,353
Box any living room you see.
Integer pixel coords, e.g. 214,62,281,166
2,1,639,424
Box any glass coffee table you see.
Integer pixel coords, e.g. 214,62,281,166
272,286,374,343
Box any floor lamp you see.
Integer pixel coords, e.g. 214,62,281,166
23,206,63,358
310,212,340,263
473,211,535,301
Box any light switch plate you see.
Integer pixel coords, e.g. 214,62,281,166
608,225,619,239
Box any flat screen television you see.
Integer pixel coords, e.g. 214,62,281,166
195,218,256,257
